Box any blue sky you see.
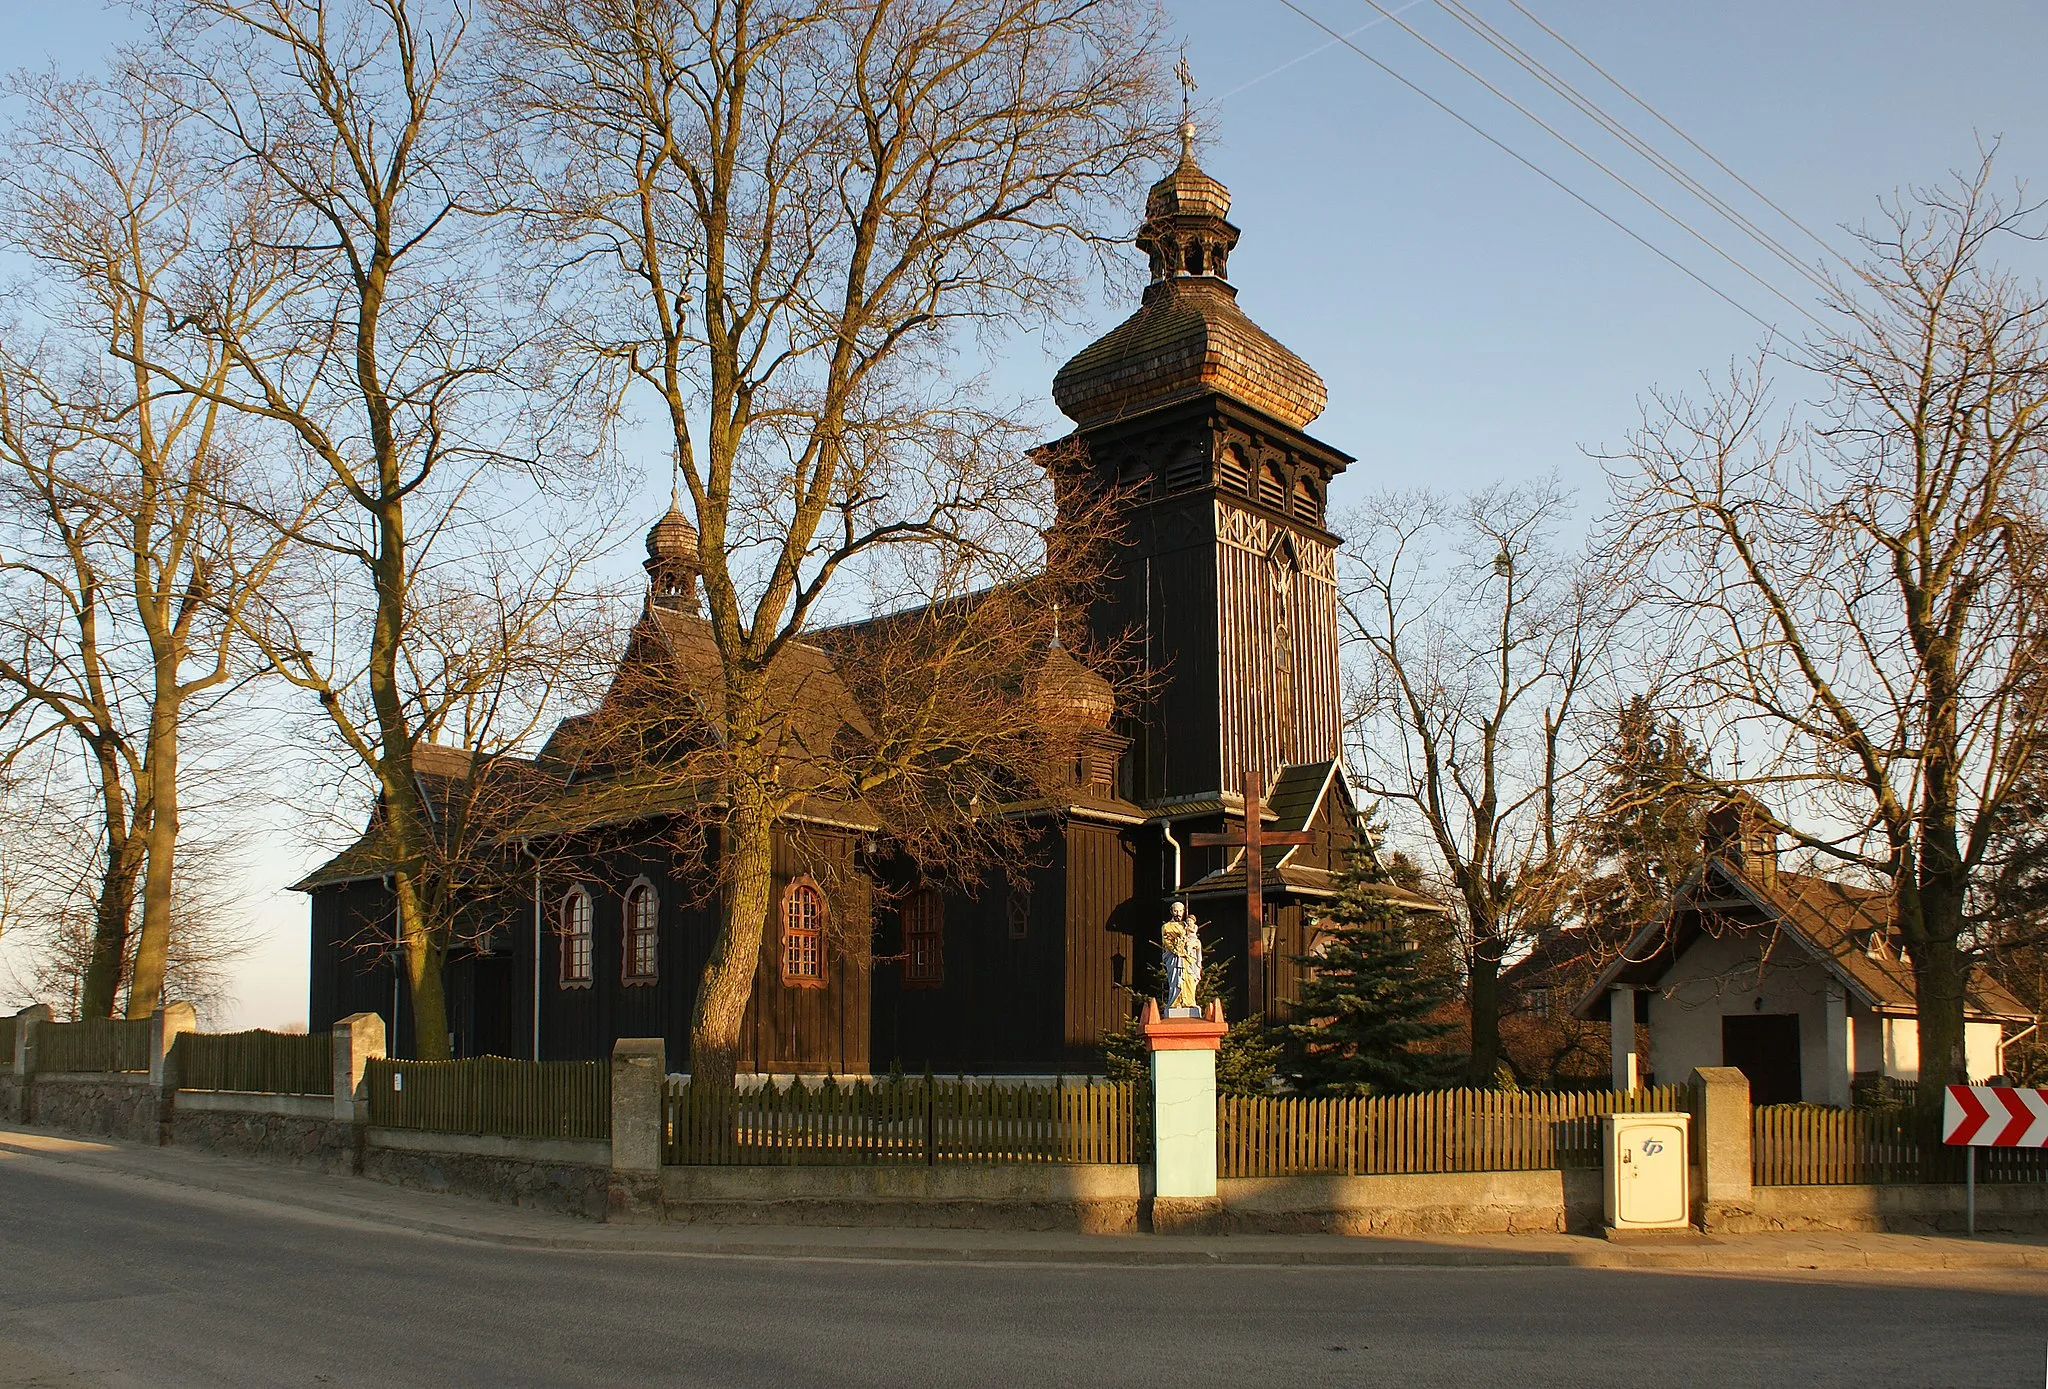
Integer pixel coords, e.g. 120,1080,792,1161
4,1,2046,1025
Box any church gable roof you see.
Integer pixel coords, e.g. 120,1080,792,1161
1181,760,1446,915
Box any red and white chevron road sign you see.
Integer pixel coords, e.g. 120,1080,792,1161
1944,1084,2048,1147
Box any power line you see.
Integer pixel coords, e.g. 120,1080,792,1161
1430,0,1835,298
1500,0,1858,279
1345,0,1826,327
1216,0,1433,103
1267,0,1780,332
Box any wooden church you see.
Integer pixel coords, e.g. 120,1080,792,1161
301,131,1426,1071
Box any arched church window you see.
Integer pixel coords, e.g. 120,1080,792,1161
903,889,944,987
1257,463,1287,512
623,880,659,985
559,887,593,988
781,878,826,987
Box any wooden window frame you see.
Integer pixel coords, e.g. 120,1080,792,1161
780,877,826,987
559,886,594,989
622,878,659,986
902,888,944,988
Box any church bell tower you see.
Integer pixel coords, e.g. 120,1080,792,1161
1049,123,1350,807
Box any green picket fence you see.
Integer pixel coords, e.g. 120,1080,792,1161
1218,1084,1693,1178
172,1030,333,1096
32,1018,152,1074
664,1077,1142,1166
366,1056,610,1141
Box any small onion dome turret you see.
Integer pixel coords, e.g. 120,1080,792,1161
644,495,702,610
1027,636,1115,729
646,498,699,563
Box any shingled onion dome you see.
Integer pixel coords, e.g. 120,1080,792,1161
1052,123,1326,430
644,493,702,612
1027,635,1116,729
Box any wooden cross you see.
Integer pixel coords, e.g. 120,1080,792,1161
1189,770,1314,1015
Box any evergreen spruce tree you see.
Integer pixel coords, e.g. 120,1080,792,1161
1283,850,1460,1096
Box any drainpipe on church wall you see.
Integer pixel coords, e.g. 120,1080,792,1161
521,839,541,1062
1161,821,1183,898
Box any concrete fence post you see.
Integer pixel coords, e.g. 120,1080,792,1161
607,1038,665,1222
149,1003,198,1091
1142,999,1228,1233
13,1004,51,1079
1610,987,1641,1091
1691,1065,1753,1230
148,1003,197,1146
333,1013,387,1126
6,1004,50,1126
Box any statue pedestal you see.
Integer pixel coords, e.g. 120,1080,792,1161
1141,999,1227,1233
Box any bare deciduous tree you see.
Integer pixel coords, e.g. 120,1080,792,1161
1341,480,1609,1085
1603,160,2048,1119
0,64,297,1017
488,0,1171,1086
123,0,621,1057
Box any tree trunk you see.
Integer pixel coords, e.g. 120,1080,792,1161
691,792,776,1092
1911,893,1972,1135
394,871,450,1060
126,693,179,1019
80,741,142,1018
81,847,142,1019
1465,945,1503,1086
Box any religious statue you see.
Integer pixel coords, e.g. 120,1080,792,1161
1161,901,1203,1014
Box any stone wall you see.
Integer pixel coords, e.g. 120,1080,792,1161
0,1074,20,1125
170,1093,357,1176
1710,1182,2048,1234
1216,1168,1605,1237
362,1128,610,1219
26,1074,164,1145
659,1163,1141,1233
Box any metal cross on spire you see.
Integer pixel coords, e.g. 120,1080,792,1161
1175,46,1197,156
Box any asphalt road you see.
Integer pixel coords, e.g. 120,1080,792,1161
1,1156,2045,1388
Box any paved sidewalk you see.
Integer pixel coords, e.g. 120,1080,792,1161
3,1124,2042,1274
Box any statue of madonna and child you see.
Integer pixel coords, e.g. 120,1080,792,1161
1160,900,1204,1017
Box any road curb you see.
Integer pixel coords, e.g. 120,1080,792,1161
4,1129,2046,1272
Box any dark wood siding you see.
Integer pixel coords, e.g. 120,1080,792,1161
308,879,418,1054
1079,396,1348,804
1062,820,1139,1071
868,821,1075,1074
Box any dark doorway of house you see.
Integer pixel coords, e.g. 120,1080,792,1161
1723,1013,1802,1104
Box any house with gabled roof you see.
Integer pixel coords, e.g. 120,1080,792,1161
1575,796,2030,1105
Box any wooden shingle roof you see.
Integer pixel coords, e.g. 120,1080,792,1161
1053,279,1326,430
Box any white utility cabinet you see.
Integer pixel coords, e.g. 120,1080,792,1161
1603,1111,1691,1230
